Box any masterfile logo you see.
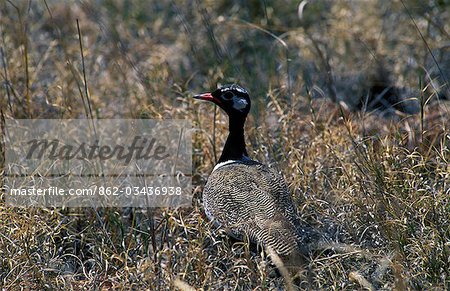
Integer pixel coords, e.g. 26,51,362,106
4,119,192,207
25,136,170,163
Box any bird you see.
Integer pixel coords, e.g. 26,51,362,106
193,84,320,269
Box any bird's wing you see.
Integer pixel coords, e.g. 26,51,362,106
203,161,305,255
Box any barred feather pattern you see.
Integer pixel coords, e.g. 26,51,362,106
203,159,318,258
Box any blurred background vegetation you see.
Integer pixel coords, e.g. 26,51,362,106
0,0,449,289
1,0,449,118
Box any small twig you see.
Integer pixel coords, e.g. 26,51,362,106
349,271,375,291
0,45,13,113
42,0,52,18
197,0,223,62
266,247,295,291
7,0,31,116
306,32,337,103
367,86,392,109
419,75,425,145
173,278,196,291
400,0,449,92
75,20,115,256
235,19,292,97
0,108,5,172
76,19,94,120
66,60,89,117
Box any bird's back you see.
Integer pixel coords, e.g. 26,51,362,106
203,159,316,258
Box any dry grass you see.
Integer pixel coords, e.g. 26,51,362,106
1,0,449,289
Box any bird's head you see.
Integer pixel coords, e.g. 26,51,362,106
194,84,251,118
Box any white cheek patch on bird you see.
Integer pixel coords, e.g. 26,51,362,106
232,96,248,111
221,86,248,94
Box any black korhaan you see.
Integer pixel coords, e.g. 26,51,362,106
194,84,319,267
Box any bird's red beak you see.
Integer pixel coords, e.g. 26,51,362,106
193,92,222,105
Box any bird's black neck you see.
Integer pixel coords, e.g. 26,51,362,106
218,116,248,163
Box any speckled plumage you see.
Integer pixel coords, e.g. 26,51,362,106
204,160,317,258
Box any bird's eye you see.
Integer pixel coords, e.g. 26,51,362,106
223,92,234,100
